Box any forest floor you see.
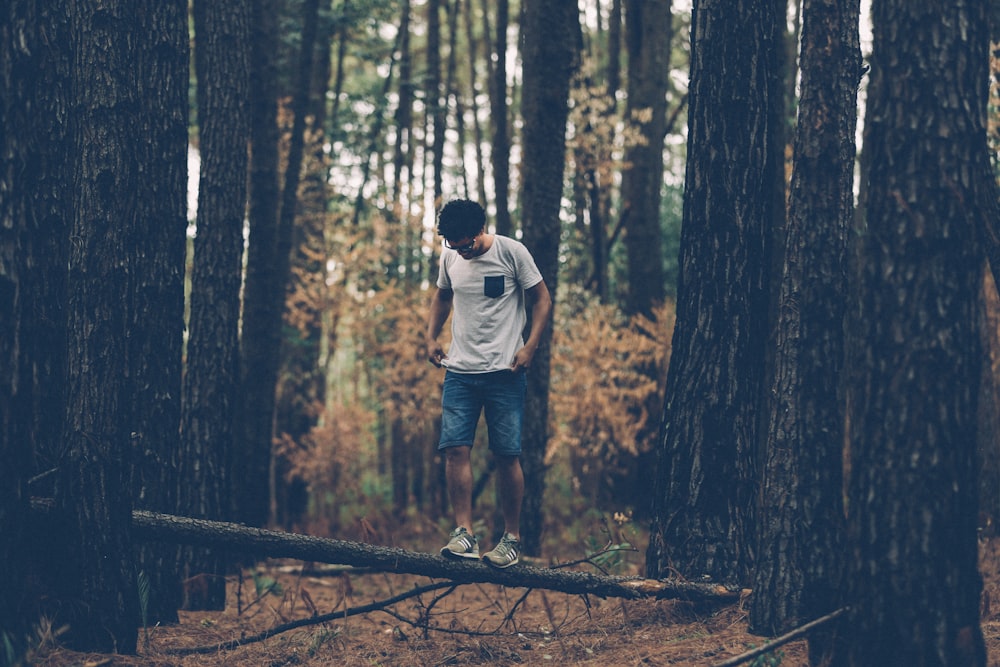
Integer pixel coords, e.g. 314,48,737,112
28,520,1000,667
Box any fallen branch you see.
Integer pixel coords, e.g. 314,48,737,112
130,509,739,602
711,607,848,667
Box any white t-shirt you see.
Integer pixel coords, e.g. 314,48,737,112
437,235,543,373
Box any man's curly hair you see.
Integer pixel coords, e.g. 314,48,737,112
437,199,486,241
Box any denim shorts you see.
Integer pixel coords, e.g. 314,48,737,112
439,369,527,456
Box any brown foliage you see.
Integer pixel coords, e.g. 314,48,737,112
550,299,674,503
358,282,444,429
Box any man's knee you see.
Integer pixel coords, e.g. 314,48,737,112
493,454,521,471
444,445,472,463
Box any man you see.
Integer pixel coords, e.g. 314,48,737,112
425,199,552,568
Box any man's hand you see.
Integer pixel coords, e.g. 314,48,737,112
509,281,551,372
428,343,447,367
426,288,453,368
510,345,536,372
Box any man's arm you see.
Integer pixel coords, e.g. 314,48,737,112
426,287,454,367
511,280,552,371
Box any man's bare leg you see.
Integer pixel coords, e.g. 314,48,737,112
444,446,474,531
495,455,523,539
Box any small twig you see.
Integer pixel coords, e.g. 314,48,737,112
710,607,848,667
505,588,534,626
379,606,508,637
164,581,458,655
551,542,638,574
417,584,459,639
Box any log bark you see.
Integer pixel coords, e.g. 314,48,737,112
129,509,735,602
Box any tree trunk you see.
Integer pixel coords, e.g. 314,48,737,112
277,0,338,461
59,0,143,651
836,1,992,664
749,0,860,645
518,0,579,557
486,0,512,236
646,0,781,586
393,0,414,207
4,2,72,491
131,0,189,625
462,0,489,208
181,0,250,611
0,3,27,642
0,0,72,646
240,0,283,529
621,0,670,318
270,0,323,529
427,0,445,204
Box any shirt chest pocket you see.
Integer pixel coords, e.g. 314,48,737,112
484,275,505,299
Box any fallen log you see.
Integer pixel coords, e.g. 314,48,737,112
131,510,739,602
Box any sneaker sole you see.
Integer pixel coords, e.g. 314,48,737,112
483,556,519,569
440,547,481,560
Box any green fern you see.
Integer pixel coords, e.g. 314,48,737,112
2,630,20,667
251,571,283,598
749,646,785,667
137,570,151,647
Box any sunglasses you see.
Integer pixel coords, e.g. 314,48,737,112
445,237,477,253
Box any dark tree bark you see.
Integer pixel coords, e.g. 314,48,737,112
2,4,71,488
487,0,512,236
607,0,622,95
0,6,26,646
518,0,579,557
58,0,143,651
131,0,189,625
427,0,445,204
835,0,992,663
0,0,72,647
621,0,670,318
462,0,489,208
277,0,321,276
181,0,250,610
646,0,782,585
240,0,282,529
276,0,338,465
749,0,860,645
393,0,414,206
1,3,72,652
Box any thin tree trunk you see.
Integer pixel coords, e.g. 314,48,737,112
350,34,400,227
749,0,860,646
267,0,319,532
132,0,189,624
463,0,489,208
485,0,511,235
518,0,579,557
427,0,445,204
240,0,282,529
393,0,414,207
181,0,250,611
621,0,670,318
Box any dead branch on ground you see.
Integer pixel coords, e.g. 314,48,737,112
710,607,848,667
128,509,740,603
